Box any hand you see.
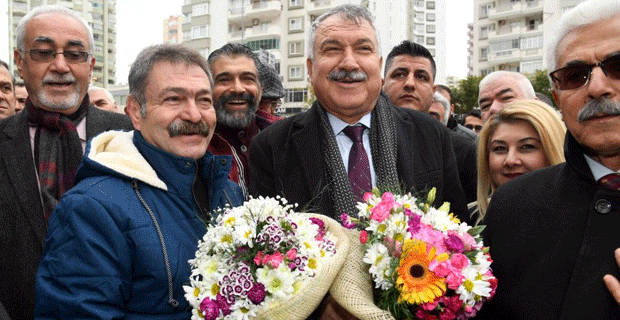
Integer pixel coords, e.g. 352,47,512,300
603,248,620,305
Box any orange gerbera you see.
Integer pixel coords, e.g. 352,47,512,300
395,240,448,305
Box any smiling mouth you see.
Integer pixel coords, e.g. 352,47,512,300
503,173,523,179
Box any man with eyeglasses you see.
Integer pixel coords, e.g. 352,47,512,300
478,1,620,318
0,5,131,319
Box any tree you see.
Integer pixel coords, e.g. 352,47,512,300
528,69,556,107
451,75,483,114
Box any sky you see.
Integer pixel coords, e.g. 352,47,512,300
1,0,474,83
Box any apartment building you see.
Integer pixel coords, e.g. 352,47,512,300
179,0,446,112
7,0,117,87
471,0,584,76
163,15,184,45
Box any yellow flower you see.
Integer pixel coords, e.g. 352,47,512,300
395,240,448,305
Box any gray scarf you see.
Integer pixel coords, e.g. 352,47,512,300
317,93,399,218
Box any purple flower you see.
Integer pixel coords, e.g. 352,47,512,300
215,293,231,315
340,213,356,229
247,282,266,304
310,217,326,238
199,298,219,320
444,232,465,253
408,213,421,234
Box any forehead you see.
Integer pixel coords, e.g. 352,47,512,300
479,76,524,97
492,121,538,139
212,55,258,75
386,54,433,73
0,66,12,82
315,15,377,46
25,13,90,49
556,14,620,68
89,89,109,99
147,61,210,91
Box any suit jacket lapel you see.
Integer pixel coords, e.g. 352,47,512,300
1,112,47,245
290,104,325,201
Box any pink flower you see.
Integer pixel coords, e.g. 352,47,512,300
450,253,469,270
408,213,422,234
254,251,264,266
421,301,439,311
439,295,463,312
445,272,465,290
414,225,447,253
369,192,398,222
286,248,297,260
340,213,356,229
429,260,451,277
264,252,283,268
360,230,368,244
199,298,219,320
363,192,374,202
215,294,231,315
247,282,266,304
460,232,477,251
439,309,456,320
444,232,465,253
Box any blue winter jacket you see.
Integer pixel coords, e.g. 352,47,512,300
35,130,244,319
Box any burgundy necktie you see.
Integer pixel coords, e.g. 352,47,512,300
598,173,620,191
342,125,372,201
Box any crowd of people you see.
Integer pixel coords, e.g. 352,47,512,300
0,0,620,318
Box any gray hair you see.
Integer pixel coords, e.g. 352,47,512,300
433,91,450,125
88,86,114,102
128,44,213,117
307,4,381,60
478,71,536,101
15,5,94,55
546,0,620,88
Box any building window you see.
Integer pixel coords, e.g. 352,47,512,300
415,12,424,20
191,25,208,39
520,35,543,50
284,88,308,103
414,23,424,33
426,13,435,21
480,47,488,60
426,24,435,33
429,48,435,56
245,38,280,51
426,1,435,9
490,38,520,54
192,3,209,16
480,3,494,18
414,0,424,8
183,31,191,41
289,17,303,32
290,0,303,7
289,41,303,57
520,59,543,74
199,48,209,59
289,65,304,80
415,36,424,43
426,37,435,46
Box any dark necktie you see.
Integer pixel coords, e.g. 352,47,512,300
598,173,620,191
342,125,372,201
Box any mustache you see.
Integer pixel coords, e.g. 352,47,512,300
168,120,210,137
327,69,368,82
42,73,76,84
219,92,256,108
577,97,620,122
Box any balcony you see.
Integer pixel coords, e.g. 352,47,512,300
488,47,543,63
229,0,281,23
230,25,282,42
488,0,542,21
307,0,334,16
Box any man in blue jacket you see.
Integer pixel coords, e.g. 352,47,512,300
35,44,244,319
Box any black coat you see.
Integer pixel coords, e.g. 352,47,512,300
479,132,620,319
0,106,133,320
449,130,477,204
248,95,470,223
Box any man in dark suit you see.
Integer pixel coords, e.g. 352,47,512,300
249,5,468,223
382,41,477,204
0,6,132,319
479,1,620,318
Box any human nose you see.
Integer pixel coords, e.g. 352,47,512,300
181,100,202,123
338,47,360,71
404,73,416,90
488,100,504,119
586,66,614,100
503,148,522,167
48,52,71,73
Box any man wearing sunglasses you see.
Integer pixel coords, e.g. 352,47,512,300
0,5,132,319
478,1,620,318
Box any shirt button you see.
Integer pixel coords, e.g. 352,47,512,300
185,161,191,168
240,145,247,152
595,199,612,214
220,159,227,165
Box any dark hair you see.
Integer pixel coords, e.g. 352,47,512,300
385,40,436,79
128,44,212,116
465,109,481,119
208,43,261,86
436,84,452,101
0,60,14,86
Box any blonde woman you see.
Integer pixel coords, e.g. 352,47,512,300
475,100,566,223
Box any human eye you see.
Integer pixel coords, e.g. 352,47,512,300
163,95,182,104
415,72,430,82
1,84,11,93
490,145,507,153
197,95,213,107
390,70,406,79
480,103,490,111
64,50,86,62
31,49,54,60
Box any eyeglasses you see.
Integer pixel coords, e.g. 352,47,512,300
465,124,482,133
23,49,91,64
549,53,620,90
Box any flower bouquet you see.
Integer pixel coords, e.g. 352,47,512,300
334,188,497,320
184,196,350,320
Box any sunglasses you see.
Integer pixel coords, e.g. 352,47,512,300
549,53,620,90
23,49,91,64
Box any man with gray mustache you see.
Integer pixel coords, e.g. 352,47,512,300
35,43,243,318
479,0,620,318
207,43,280,198
0,5,132,319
